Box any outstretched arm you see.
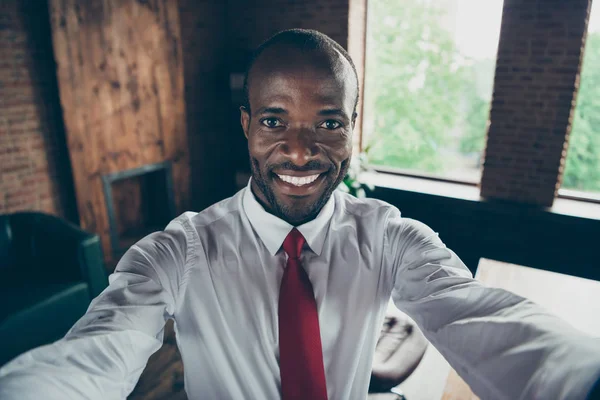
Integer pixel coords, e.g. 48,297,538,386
0,219,190,400
385,211,600,400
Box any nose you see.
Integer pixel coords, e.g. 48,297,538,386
280,128,320,166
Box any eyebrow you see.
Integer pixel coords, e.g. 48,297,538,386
318,109,349,120
254,106,350,120
256,107,288,116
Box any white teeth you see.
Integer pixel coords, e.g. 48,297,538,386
276,173,320,186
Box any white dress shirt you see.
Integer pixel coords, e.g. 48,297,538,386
1,182,599,400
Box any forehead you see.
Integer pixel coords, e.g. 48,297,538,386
247,46,357,112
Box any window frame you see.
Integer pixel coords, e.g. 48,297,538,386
360,0,499,189
359,0,599,206
557,188,600,205
367,164,480,187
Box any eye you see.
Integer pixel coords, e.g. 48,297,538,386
319,120,343,130
260,118,284,128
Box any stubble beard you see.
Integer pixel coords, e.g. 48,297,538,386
249,157,350,225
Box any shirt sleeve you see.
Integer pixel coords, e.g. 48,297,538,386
385,210,600,400
0,218,191,400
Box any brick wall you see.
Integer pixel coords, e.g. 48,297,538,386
227,0,351,71
0,0,76,220
480,0,591,206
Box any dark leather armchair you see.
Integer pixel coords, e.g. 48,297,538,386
0,211,108,366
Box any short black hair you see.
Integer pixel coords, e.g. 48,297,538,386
242,29,359,113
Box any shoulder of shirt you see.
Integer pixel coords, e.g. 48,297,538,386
166,189,245,232
136,190,244,267
333,190,401,221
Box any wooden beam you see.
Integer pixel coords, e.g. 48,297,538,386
48,0,189,263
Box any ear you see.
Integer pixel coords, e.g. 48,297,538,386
240,106,250,139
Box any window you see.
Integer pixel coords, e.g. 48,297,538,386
561,3,600,197
362,0,504,183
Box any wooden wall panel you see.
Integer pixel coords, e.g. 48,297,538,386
48,0,189,263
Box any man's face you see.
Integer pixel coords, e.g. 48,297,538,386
241,47,356,225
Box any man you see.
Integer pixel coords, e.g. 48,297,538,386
1,29,599,400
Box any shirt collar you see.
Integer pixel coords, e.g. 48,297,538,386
242,178,335,257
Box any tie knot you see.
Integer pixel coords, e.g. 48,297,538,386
283,228,305,259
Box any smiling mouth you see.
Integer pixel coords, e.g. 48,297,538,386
271,170,328,196
275,173,321,187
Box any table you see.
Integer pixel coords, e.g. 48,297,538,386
395,258,600,400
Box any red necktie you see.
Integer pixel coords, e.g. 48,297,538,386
278,228,328,400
